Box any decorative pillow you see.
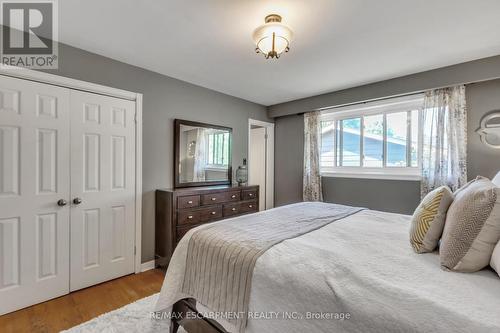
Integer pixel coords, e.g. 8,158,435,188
492,171,500,187
440,176,500,272
491,241,500,277
410,186,453,253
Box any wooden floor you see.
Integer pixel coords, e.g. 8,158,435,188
0,269,166,333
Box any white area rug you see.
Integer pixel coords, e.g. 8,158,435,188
61,293,177,333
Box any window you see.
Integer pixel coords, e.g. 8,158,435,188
320,95,423,180
207,131,230,167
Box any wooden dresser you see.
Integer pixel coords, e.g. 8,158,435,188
155,185,259,268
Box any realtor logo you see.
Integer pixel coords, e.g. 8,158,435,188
1,0,58,68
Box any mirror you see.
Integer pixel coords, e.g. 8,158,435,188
174,119,232,187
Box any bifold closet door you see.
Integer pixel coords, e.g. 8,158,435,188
0,76,70,315
69,90,136,291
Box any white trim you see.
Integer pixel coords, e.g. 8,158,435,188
0,66,143,276
0,66,138,101
134,94,143,274
248,119,275,210
319,93,425,115
321,171,421,181
140,260,155,272
321,166,421,181
321,94,424,120
249,118,276,128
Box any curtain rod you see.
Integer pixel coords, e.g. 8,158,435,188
296,91,424,116
297,81,479,116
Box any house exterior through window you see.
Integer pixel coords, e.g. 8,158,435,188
320,95,424,180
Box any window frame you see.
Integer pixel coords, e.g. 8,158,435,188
320,95,424,181
205,130,230,169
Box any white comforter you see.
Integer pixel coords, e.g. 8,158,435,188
155,203,500,333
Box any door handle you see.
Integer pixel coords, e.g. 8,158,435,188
57,199,67,207
73,198,82,205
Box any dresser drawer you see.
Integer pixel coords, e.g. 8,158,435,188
178,195,200,209
242,189,258,200
240,200,258,214
199,206,223,222
226,191,241,202
223,202,241,217
178,210,201,225
201,192,226,205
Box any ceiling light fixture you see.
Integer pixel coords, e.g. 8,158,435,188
253,14,293,59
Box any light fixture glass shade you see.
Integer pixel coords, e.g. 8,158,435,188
253,15,293,58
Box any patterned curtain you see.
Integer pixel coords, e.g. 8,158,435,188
303,111,323,201
421,85,467,197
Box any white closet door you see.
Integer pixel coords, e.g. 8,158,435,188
0,75,70,315
70,90,136,291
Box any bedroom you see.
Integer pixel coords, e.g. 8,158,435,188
1,0,500,332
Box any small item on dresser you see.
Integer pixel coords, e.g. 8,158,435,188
409,186,453,253
235,158,248,186
440,176,500,272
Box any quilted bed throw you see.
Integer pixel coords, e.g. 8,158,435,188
181,202,363,332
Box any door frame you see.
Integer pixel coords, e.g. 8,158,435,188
248,119,274,209
0,66,144,274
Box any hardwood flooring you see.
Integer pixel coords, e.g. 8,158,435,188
0,269,166,333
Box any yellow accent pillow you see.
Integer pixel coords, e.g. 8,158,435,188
410,186,454,253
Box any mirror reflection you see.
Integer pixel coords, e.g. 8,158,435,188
177,121,232,185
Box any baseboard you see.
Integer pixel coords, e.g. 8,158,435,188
140,260,156,272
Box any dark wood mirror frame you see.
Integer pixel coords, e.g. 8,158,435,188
174,119,233,188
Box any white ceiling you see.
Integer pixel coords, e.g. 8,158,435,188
59,0,500,106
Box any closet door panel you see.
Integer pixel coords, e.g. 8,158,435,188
70,90,136,291
0,75,70,315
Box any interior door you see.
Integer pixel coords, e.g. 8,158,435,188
250,127,266,211
0,75,70,315
69,90,136,291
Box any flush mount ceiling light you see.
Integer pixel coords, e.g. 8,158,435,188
253,14,293,59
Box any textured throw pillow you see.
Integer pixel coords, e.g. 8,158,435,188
440,176,500,272
410,186,454,253
410,186,453,253
491,241,500,277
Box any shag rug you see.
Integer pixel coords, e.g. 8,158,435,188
61,293,182,333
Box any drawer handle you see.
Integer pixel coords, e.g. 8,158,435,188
249,193,254,197
231,195,236,199
188,200,193,204
231,207,237,211
188,215,193,219
249,205,253,208
211,211,216,215
211,197,217,201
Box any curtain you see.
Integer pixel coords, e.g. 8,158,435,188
193,128,207,182
420,85,467,197
303,111,323,201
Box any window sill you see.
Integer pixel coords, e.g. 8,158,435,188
321,171,422,181
204,167,228,172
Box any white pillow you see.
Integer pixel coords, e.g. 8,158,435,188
493,172,500,187
491,241,500,277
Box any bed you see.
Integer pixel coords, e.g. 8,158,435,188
155,202,500,333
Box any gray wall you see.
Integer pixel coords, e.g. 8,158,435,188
322,178,420,214
43,43,270,262
275,79,500,214
274,115,304,205
466,80,500,180
269,55,500,118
